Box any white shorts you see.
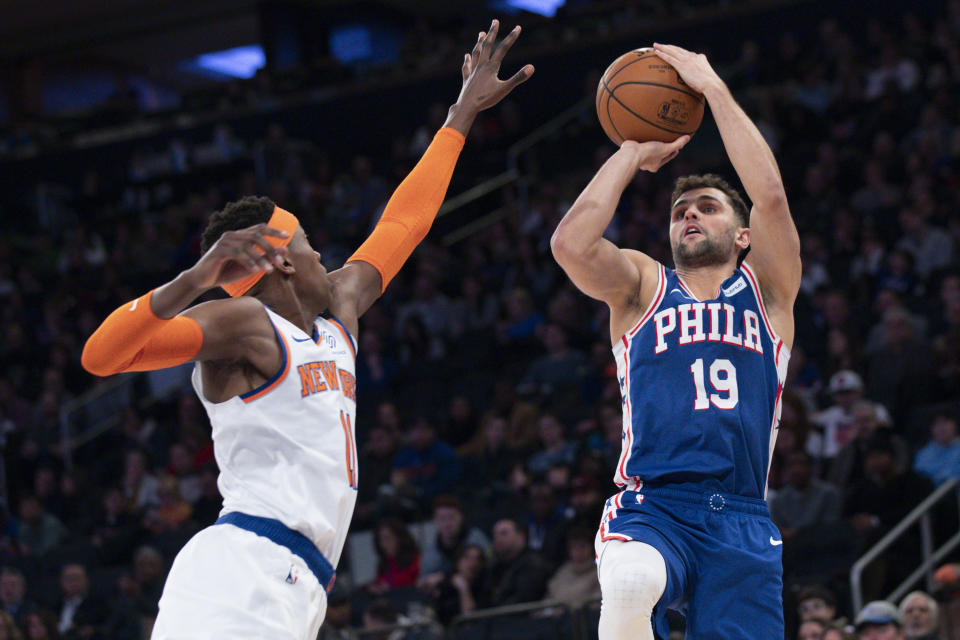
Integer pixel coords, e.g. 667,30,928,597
152,524,327,640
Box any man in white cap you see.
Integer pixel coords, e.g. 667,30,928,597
899,591,942,640
856,600,904,640
809,370,891,460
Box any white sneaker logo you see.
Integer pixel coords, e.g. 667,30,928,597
770,537,783,546
129,299,139,311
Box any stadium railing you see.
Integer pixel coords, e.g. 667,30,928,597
850,476,960,615
449,599,574,640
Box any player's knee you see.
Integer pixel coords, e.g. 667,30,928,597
599,544,667,613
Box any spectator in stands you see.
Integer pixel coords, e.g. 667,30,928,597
441,395,478,450
770,450,843,543
166,443,200,504
855,600,904,640
828,401,910,491
142,475,192,535
0,568,32,628
361,600,400,640
391,419,460,507
318,587,355,640
419,495,489,580
55,564,106,639
798,618,829,640
0,610,21,639
824,624,855,640
17,496,66,557
797,585,839,624
369,518,420,594
190,466,221,526
866,307,935,424
429,544,488,625
355,426,400,527
546,527,600,608
131,545,165,619
23,611,59,640
485,517,550,607
122,450,158,512
913,412,960,486
356,332,398,405
896,208,953,281
526,414,577,476
517,324,588,414
846,433,934,597
809,371,890,460
524,484,568,564
899,591,941,640
459,414,520,503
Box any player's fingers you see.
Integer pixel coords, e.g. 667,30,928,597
237,232,278,269
651,47,679,64
462,53,472,80
669,135,691,152
229,244,260,272
480,19,499,61
241,244,273,272
502,64,535,90
491,25,521,64
244,231,283,265
257,224,290,239
473,33,485,58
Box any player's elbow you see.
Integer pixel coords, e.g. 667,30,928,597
81,337,119,377
550,221,588,262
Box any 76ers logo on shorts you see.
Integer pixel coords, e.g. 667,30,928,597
285,565,299,585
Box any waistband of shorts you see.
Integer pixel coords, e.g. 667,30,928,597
623,485,769,516
215,512,336,592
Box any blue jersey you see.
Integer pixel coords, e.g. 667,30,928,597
612,262,789,499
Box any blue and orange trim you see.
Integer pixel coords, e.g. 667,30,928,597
240,318,291,403
326,315,357,360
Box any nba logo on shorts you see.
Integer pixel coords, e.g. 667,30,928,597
286,565,299,585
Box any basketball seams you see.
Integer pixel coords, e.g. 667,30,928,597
601,76,693,136
603,52,660,84
603,83,625,144
612,80,705,103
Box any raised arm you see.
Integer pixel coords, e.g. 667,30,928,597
329,20,534,328
653,44,801,341
81,224,289,377
551,138,687,341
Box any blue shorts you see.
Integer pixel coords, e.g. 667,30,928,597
596,486,783,639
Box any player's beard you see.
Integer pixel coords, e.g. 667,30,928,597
672,226,738,269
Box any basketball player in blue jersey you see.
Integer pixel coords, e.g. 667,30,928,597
551,44,801,639
81,22,532,640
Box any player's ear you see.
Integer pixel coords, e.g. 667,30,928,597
736,227,751,250
276,256,296,275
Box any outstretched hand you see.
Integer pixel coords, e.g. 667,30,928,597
652,43,723,95
444,19,535,135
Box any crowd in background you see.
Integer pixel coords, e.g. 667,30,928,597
1,0,960,638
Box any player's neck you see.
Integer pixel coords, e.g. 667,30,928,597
257,282,324,335
674,261,737,301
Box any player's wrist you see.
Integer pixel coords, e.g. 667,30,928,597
701,78,729,102
443,103,478,137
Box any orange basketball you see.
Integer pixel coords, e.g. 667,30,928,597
596,48,705,144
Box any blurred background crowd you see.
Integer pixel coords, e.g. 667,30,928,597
1,0,959,638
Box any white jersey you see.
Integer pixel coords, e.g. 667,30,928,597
192,305,359,566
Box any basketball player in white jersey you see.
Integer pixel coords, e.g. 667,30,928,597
81,21,532,639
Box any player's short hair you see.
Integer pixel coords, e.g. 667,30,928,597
432,494,462,513
671,174,749,227
797,585,837,608
364,599,398,625
494,516,526,537
200,196,276,254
